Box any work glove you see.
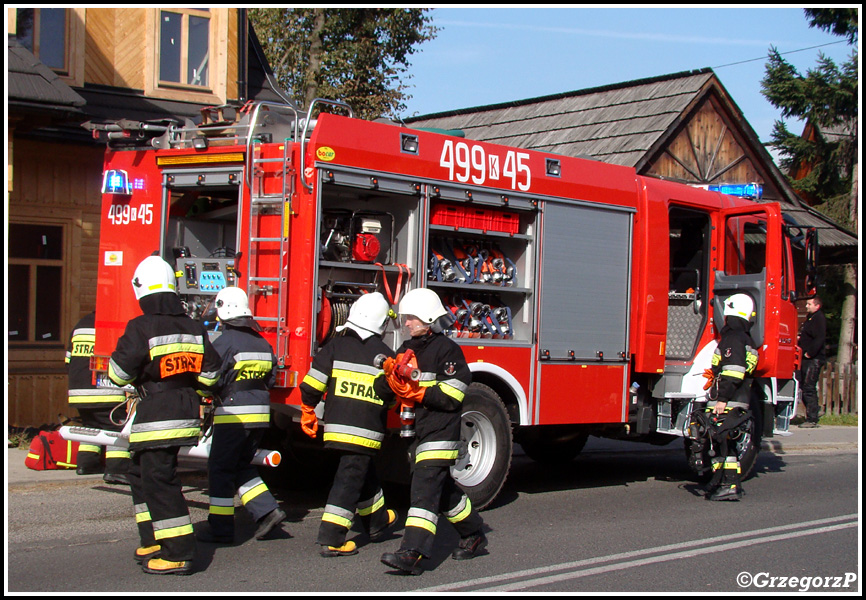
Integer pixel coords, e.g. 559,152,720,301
702,368,716,391
300,403,318,439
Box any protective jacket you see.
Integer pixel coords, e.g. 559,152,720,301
66,312,127,408
108,293,221,450
378,331,470,463
300,328,396,455
711,316,758,409
211,322,276,428
798,309,826,361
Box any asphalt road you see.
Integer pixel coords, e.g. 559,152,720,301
6,436,861,594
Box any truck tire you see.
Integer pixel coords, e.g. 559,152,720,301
451,382,513,510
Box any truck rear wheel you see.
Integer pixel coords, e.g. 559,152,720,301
451,383,513,510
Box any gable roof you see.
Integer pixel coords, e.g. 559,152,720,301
406,69,857,263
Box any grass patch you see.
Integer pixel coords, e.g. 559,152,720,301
819,413,858,426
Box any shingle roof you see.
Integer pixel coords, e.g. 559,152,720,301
406,69,857,261
7,36,85,112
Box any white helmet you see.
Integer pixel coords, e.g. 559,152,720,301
398,288,448,324
723,293,755,321
132,256,177,300
339,292,390,338
215,286,252,321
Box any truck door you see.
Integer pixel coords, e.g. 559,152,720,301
712,206,777,347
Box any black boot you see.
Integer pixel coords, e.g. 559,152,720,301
381,549,424,575
452,530,488,560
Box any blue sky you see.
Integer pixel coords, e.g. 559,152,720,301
398,7,857,160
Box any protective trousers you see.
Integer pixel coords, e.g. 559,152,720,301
130,447,195,561
318,452,391,547
400,463,483,558
207,426,278,537
76,407,131,475
799,357,824,423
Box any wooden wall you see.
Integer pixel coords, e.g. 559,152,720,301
645,95,766,187
8,139,104,428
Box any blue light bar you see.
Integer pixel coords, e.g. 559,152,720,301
102,169,132,195
708,183,762,199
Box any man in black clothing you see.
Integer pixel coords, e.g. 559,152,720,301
797,296,827,428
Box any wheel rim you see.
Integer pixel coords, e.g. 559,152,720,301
451,409,497,487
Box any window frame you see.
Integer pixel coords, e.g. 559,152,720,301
14,7,85,87
8,220,70,348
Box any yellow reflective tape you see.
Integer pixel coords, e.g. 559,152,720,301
153,523,194,540
240,482,269,505
405,516,437,534
446,502,473,524
135,511,152,524
357,496,385,517
302,374,328,392
720,369,745,380
149,343,204,359
322,512,353,529
416,450,459,463
439,382,465,402
106,450,130,460
214,414,271,425
129,427,200,444
78,444,101,454
209,506,235,516
323,432,382,450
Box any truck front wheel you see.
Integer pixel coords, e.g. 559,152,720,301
451,383,513,510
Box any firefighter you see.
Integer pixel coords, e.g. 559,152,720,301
378,288,487,576
108,255,221,575
66,311,131,484
702,293,759,501
198,287,286,544
299,292,399,557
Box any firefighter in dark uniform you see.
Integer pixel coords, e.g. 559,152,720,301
299,292,399,557
108,256,221,575
198,286,286,544
66,311,131,483
378,288,487,576
702,293,759,501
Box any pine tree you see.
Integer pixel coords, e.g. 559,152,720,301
249,8,438,121
761,8,858,378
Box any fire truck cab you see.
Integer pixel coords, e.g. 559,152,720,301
87,99,817,508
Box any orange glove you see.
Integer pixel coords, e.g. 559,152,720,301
381,356,396,377
300,404,318,439
702,368,716,391
386,371,426,405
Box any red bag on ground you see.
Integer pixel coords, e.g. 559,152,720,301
24,431,79,470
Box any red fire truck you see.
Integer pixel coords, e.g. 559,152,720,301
83,99,817,508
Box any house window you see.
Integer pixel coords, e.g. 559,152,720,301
8,224,65,345
16,8,69,74
158,8,211,88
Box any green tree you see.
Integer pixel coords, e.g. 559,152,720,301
249,8,438,120
761,8,858,374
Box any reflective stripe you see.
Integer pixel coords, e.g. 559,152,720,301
233,353,273,380
720,368,746,380
357,490,385,517
152,515,194,540
134,503,152,524
323,424,385,450
406,508,438,534
198,371,220,386
444,494,473,524
416,441,460,463
239,477,269,505
108,359,135,385
438,380,466,403
129,419,200,444
105,449,130,460
209,496,235,516
68,388,126,404
302,368,328,392
148,333,204,354
322,504,355,529
333,360,381,377
214,404,270,425
78,444,101,454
